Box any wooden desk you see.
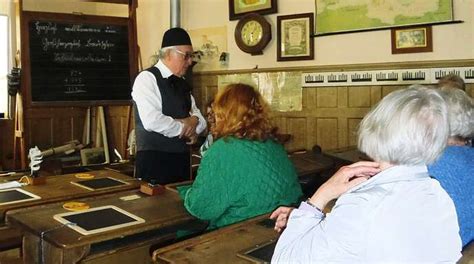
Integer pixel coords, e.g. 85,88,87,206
7,189,202,264
0,170,140,224
0,170,139,257
323,146,370,164
289,151,334,178
153,214,278,264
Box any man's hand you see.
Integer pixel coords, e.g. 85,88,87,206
270,206,295,233
309,161,381,210
178,116,199,138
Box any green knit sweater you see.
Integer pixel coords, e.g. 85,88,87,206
178,137,303,230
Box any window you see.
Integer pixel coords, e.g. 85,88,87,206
0,15,9,117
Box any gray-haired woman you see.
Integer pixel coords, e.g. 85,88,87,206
271,85,462,263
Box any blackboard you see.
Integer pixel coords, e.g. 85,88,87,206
237,239,277,263
22,12,137,105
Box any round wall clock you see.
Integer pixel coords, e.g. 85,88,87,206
234,13,272,55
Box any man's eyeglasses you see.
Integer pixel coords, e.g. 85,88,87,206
173,49,196,61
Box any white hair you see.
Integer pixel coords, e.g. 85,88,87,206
439,87,474,139
158,46,175,59
149,46,175,65
358,85,449,165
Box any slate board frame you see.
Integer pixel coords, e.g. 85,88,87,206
53,205,145,235
21,11,138,106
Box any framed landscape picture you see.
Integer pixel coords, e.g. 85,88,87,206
391,26,433,54
277,13,314,61
229,0,277,20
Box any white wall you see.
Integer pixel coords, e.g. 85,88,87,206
165,0,473,71
15,0,474,72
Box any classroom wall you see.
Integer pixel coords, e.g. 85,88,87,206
2,0,473,169
136,0,474,71
14,0,474,77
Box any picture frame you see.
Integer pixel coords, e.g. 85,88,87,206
229,0,277,21
277,13,314,61
391,26,433,54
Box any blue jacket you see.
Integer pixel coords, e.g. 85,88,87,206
428,145,474,247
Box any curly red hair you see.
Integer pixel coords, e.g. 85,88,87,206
211,83,278,141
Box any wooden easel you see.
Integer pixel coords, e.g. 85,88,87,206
13,93,26,169
82,106,110,164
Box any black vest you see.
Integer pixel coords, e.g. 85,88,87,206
134,67,192,153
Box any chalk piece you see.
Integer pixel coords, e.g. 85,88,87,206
120,194,141,201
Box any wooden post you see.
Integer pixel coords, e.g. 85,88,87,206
97,106,110,163
13,93,26,169
81,106,110,164
82,107,91,146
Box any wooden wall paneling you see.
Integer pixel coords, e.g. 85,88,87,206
302,88,317,111
348,86,372,108
306,117,318,150
316,87,337,108
191,75,205,110
382,85,405,97
370,85,382,105
105,106,130,158
272,116,287,135
337,87,348,108
347,118,362,147
0,119,14,169
286,117,307,152
316,118,338,150
337,117,349,148
27,117,53,149
51,116,73,146
72,116,86,145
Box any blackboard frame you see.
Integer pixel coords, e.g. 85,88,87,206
21,11,138,107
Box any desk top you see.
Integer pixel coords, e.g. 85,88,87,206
153,214,278,264
0,170,139,223
324,146,370,164
7,189,195,249
289,151,334,178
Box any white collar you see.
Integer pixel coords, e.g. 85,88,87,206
155,60,173,78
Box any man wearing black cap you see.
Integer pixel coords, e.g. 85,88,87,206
132,27,206,185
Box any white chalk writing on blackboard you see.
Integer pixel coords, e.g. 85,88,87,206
54,53,112,63
35,21,58,35
64,24,101,33
64,85,87,94
104,27,118,34
42,38,81,51
85,39,115,50
64,70,86,94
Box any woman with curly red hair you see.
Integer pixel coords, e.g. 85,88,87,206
178,83,302,230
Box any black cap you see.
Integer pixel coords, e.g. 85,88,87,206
161,27,192,48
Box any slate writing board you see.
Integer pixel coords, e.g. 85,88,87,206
0,188,41,206
54,205,145,235
237,239,277,264
71,177,128,191
22,11,137,105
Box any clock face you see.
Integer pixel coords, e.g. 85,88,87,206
234,13,271,55
241,20,263,46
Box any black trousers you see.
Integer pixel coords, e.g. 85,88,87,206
135,150,190,185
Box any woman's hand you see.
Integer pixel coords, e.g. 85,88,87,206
270,206,294,233
309,161,381,210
